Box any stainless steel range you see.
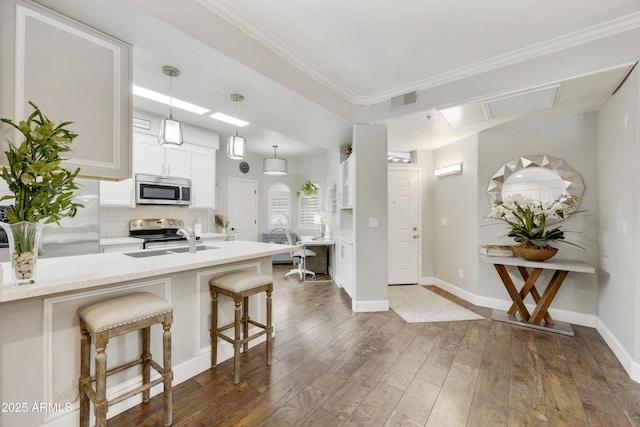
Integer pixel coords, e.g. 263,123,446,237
129,219,200,249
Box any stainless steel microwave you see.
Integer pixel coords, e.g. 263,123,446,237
135,174,191,206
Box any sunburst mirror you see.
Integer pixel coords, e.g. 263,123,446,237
487,154,584,212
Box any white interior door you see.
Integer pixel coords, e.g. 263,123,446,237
388,168,421,284
227,177,258,241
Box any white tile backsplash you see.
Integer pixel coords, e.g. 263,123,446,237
100,206,212,238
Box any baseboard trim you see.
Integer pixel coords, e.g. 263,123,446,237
596,318,640,383
425,277,598,327
352,299,389,312
423,276,637,384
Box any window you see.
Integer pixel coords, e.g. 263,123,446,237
268,183,291,230
298,184,321,229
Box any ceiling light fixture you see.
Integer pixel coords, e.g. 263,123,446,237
158,65,184,146
227,93,246,160
263,145,287,175
132,85,209,115
209,112,249,127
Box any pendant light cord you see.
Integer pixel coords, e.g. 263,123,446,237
234,98,239,136
169,75,174,119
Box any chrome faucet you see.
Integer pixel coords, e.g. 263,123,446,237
177,227,197,253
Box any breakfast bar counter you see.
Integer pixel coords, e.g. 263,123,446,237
0,241,294,427
0,240,293,303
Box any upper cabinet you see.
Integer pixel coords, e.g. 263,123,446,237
340,155,354,209
190,145,216,209
0,1,132,180
133,132,191,179
100,130,216,209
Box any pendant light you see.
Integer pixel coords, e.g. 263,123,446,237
263,145,287,175
227,93,246,159
158,65,184,146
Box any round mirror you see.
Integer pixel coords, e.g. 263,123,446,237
487,154,584,212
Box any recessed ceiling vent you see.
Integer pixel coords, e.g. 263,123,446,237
390,91,418,109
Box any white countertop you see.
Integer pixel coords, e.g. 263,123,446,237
0,240,295,303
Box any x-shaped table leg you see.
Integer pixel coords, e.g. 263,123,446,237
494,264,558,325
508,266,554,325
494,264,530,321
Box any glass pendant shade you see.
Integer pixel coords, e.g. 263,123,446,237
158,115,183,146
263,145,287,175
227,131,246,160
227,93,246,159
158,65,184,146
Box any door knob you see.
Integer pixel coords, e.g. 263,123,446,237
413,234,419,239
413,226,418,231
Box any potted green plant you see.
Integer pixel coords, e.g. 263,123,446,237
1,102,82,284
487,194,583,261
296,180,319,197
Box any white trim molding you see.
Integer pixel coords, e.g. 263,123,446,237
423,276,638,384
352,299,389,313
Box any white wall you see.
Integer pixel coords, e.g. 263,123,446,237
597,66,639,372
428,110,599,326
413,151,435,277
476,111,599,316
432,135,479,294
352,124,388,310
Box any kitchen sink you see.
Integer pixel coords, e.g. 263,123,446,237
166,245,220,253
124,245,220,258
124,249,173,258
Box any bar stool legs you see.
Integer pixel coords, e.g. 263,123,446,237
210,271,274,385
78,292,173,427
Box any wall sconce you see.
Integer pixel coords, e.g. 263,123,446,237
434,163,463,177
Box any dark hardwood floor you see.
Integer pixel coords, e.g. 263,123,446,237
110,265,640,426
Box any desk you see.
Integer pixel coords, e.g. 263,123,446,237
480,256,595,336
299,238,336,282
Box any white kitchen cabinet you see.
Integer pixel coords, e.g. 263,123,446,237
1,1,132,180
165,145,192,178
133,132,191,179
190,145,216,209
337,239,353,297
99,178,135,207
340,155,354,209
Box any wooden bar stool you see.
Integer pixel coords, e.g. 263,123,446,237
209,271,273,384
78,292,174,427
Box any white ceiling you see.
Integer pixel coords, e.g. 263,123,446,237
34,0,640,157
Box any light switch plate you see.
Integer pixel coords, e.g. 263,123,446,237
368,218,379,227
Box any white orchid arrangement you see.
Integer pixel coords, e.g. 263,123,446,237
488,194,583,249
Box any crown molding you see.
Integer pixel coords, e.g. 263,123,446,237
196,0,360,102
197,2,640,106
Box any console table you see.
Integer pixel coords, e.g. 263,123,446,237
480,256,595,336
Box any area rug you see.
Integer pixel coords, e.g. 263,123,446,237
388,285,484,323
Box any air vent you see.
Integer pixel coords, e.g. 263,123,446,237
390,91,418,109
